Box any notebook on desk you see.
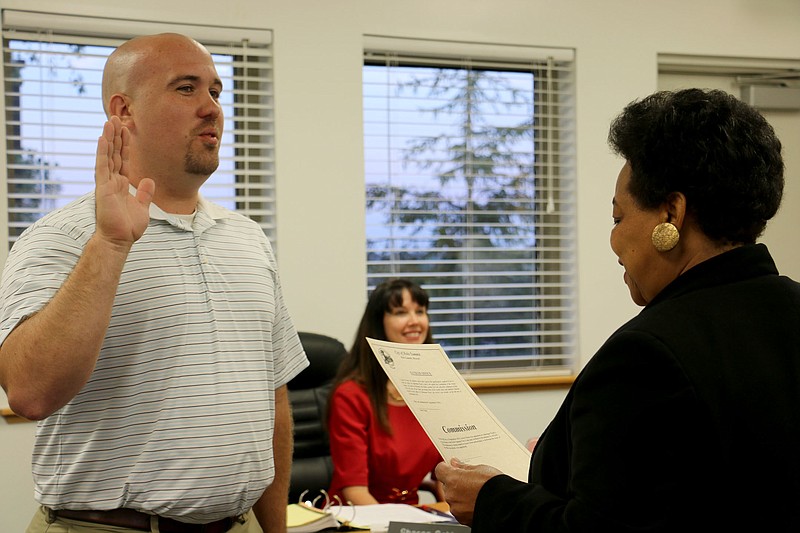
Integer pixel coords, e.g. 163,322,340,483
287,503,347,533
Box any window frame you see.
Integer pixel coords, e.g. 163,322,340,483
0,10,276,257
362,35,578,379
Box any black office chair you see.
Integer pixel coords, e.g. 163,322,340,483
287,331,347,504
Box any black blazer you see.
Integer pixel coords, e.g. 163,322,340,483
474,244,800,532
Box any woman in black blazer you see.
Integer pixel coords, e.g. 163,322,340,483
436,88,800,532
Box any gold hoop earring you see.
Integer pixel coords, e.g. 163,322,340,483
651,222,679,252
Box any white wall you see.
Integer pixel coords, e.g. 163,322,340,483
1,0,799,529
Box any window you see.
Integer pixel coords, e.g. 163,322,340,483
1,10,275,249
363,36,577,377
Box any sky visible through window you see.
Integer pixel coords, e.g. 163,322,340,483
363,64,538,247
363,65,536,256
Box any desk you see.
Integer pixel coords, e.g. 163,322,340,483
421,502,450,514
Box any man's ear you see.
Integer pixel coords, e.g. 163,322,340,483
107,94,134,128
663,191,688,229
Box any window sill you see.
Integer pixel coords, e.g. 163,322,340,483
467,374,575,393
1,407,30,424
0,375,576,423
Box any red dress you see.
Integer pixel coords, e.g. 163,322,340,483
328,380,442,504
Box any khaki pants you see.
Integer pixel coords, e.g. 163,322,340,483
25,506,264,533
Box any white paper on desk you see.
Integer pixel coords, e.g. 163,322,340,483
330,503,452,532
367,338,531,482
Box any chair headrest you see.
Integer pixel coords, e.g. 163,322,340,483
289,331,347,390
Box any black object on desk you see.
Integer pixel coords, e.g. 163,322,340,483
388,522,471,532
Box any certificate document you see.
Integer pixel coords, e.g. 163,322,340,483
367,338,531,482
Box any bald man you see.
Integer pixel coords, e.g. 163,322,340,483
0,33,308,533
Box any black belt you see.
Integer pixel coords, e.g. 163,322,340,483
51,508,239,532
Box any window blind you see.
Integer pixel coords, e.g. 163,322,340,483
363,37,577,377
1,10,275,248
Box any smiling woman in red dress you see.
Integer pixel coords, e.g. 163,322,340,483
327,278,443,505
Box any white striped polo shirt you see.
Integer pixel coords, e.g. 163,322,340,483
0,191,309,523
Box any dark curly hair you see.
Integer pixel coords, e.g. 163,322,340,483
329,278,433,433
608,88,784,245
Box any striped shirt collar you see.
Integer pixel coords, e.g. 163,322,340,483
128,185,232,232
